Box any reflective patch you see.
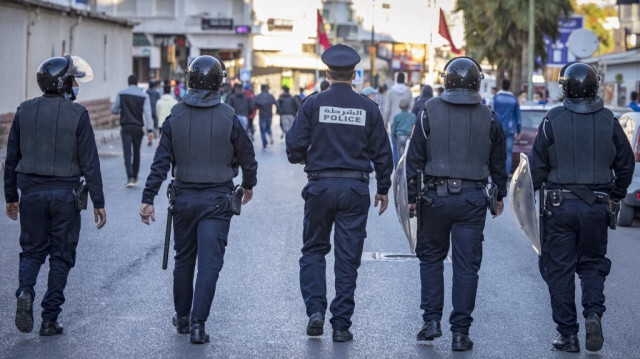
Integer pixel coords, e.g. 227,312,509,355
319,106,366,126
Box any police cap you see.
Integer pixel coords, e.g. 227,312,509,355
321,44,361,70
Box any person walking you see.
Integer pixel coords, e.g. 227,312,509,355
254,84,279,150
493,79,521,174
156,82,178,130
140,56,257,345
384,73,413,165
277,85,299,138
391,97,416,159
111,75,154,187
146,80,161,143
411,85,433,117
628,91,640,112
285,44,393,343
4,56,106,336
406,56,507,351
226,82,254,132
528,62,635,353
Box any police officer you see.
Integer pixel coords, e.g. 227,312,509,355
139,55,257,344
4,56,107,336
406,56,507,351
528,62,634,352
285,44,393,342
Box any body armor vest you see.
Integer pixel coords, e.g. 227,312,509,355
16,96,83,177
424,97,492,180
546,106,615,185
170,102,235,183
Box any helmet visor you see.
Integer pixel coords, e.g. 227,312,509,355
69,56,94,83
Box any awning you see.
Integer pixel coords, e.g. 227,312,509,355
253,52,326,70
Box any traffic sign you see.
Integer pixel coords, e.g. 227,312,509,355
240,69,251,82
544,16,584,67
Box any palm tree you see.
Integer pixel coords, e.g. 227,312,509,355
457,0,572,92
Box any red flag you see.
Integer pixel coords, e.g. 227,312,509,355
438,8,461,55
317,10,331,51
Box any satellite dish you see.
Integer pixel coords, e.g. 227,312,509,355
567,29,599,59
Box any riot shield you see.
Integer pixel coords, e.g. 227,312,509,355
509,153,541,255
393,140,417,253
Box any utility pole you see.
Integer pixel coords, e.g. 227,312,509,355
527,0,535,101
371,0,377,87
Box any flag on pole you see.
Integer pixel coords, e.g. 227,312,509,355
438,8,461,55
317,9,331,52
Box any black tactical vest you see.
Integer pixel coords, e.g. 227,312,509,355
170,102,236,183
546,106,615,185
424,97,492,180
16,96,83,177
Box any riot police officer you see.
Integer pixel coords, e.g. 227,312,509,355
139,55,257,344
285,44,393,342
405,56,507,351
4,56,107,335
528,62,634,352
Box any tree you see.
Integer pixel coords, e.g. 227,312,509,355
456,0,572,92
572,1,617,55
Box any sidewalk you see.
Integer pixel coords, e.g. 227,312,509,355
0,126,121,172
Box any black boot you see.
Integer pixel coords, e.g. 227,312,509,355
39,320,64,336
452,332,473,351
552,333,580,352
190,320,210,344
332,330,353,343
172,314,190,335
306,312,324,336
15,291,33,333
417,320,442,341
585,313,604,352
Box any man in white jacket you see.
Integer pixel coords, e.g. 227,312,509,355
156,83,178,129
383,72,413,164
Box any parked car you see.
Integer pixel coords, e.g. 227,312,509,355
511,104,559,171
617,111,640,227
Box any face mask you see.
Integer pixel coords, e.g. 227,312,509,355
64,87,79,101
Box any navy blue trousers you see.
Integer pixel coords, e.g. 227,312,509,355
299,178,370,331
416,188,487,334
17,189,81,321
539,198,611,335
121,125,143,180
172,189,232,322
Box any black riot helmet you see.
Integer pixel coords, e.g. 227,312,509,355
37,55,94,97
558,62,599,99
441,56,484,92
186,55,226,91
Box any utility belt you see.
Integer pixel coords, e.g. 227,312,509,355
425,177,486,197
307,170,369,183
542,188,620,229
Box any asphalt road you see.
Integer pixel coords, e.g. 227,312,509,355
1,130,639,359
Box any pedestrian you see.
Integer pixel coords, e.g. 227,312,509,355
156,82,178,130
4,56,106,336
174,80,185,101
628,91,640,111
285,44,393,343
147,80,161,143
111,74,154,187
518,90,528,105
391,97,416,159
226,82,254,132
384,73,413,165
406,56,507,351
372,84,387,115
254,84,279,150
277,85,298,138
411,84,433,117
361,86,378,102
320,80,330,92
244,83,258,141
139,55,257,345
527,62,635,353
436,86,444,96
493,79,521,174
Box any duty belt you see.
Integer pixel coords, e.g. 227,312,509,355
307,170,369,183
546,189,609,207
425,177,486,197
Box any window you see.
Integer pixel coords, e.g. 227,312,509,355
155,0,175,17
